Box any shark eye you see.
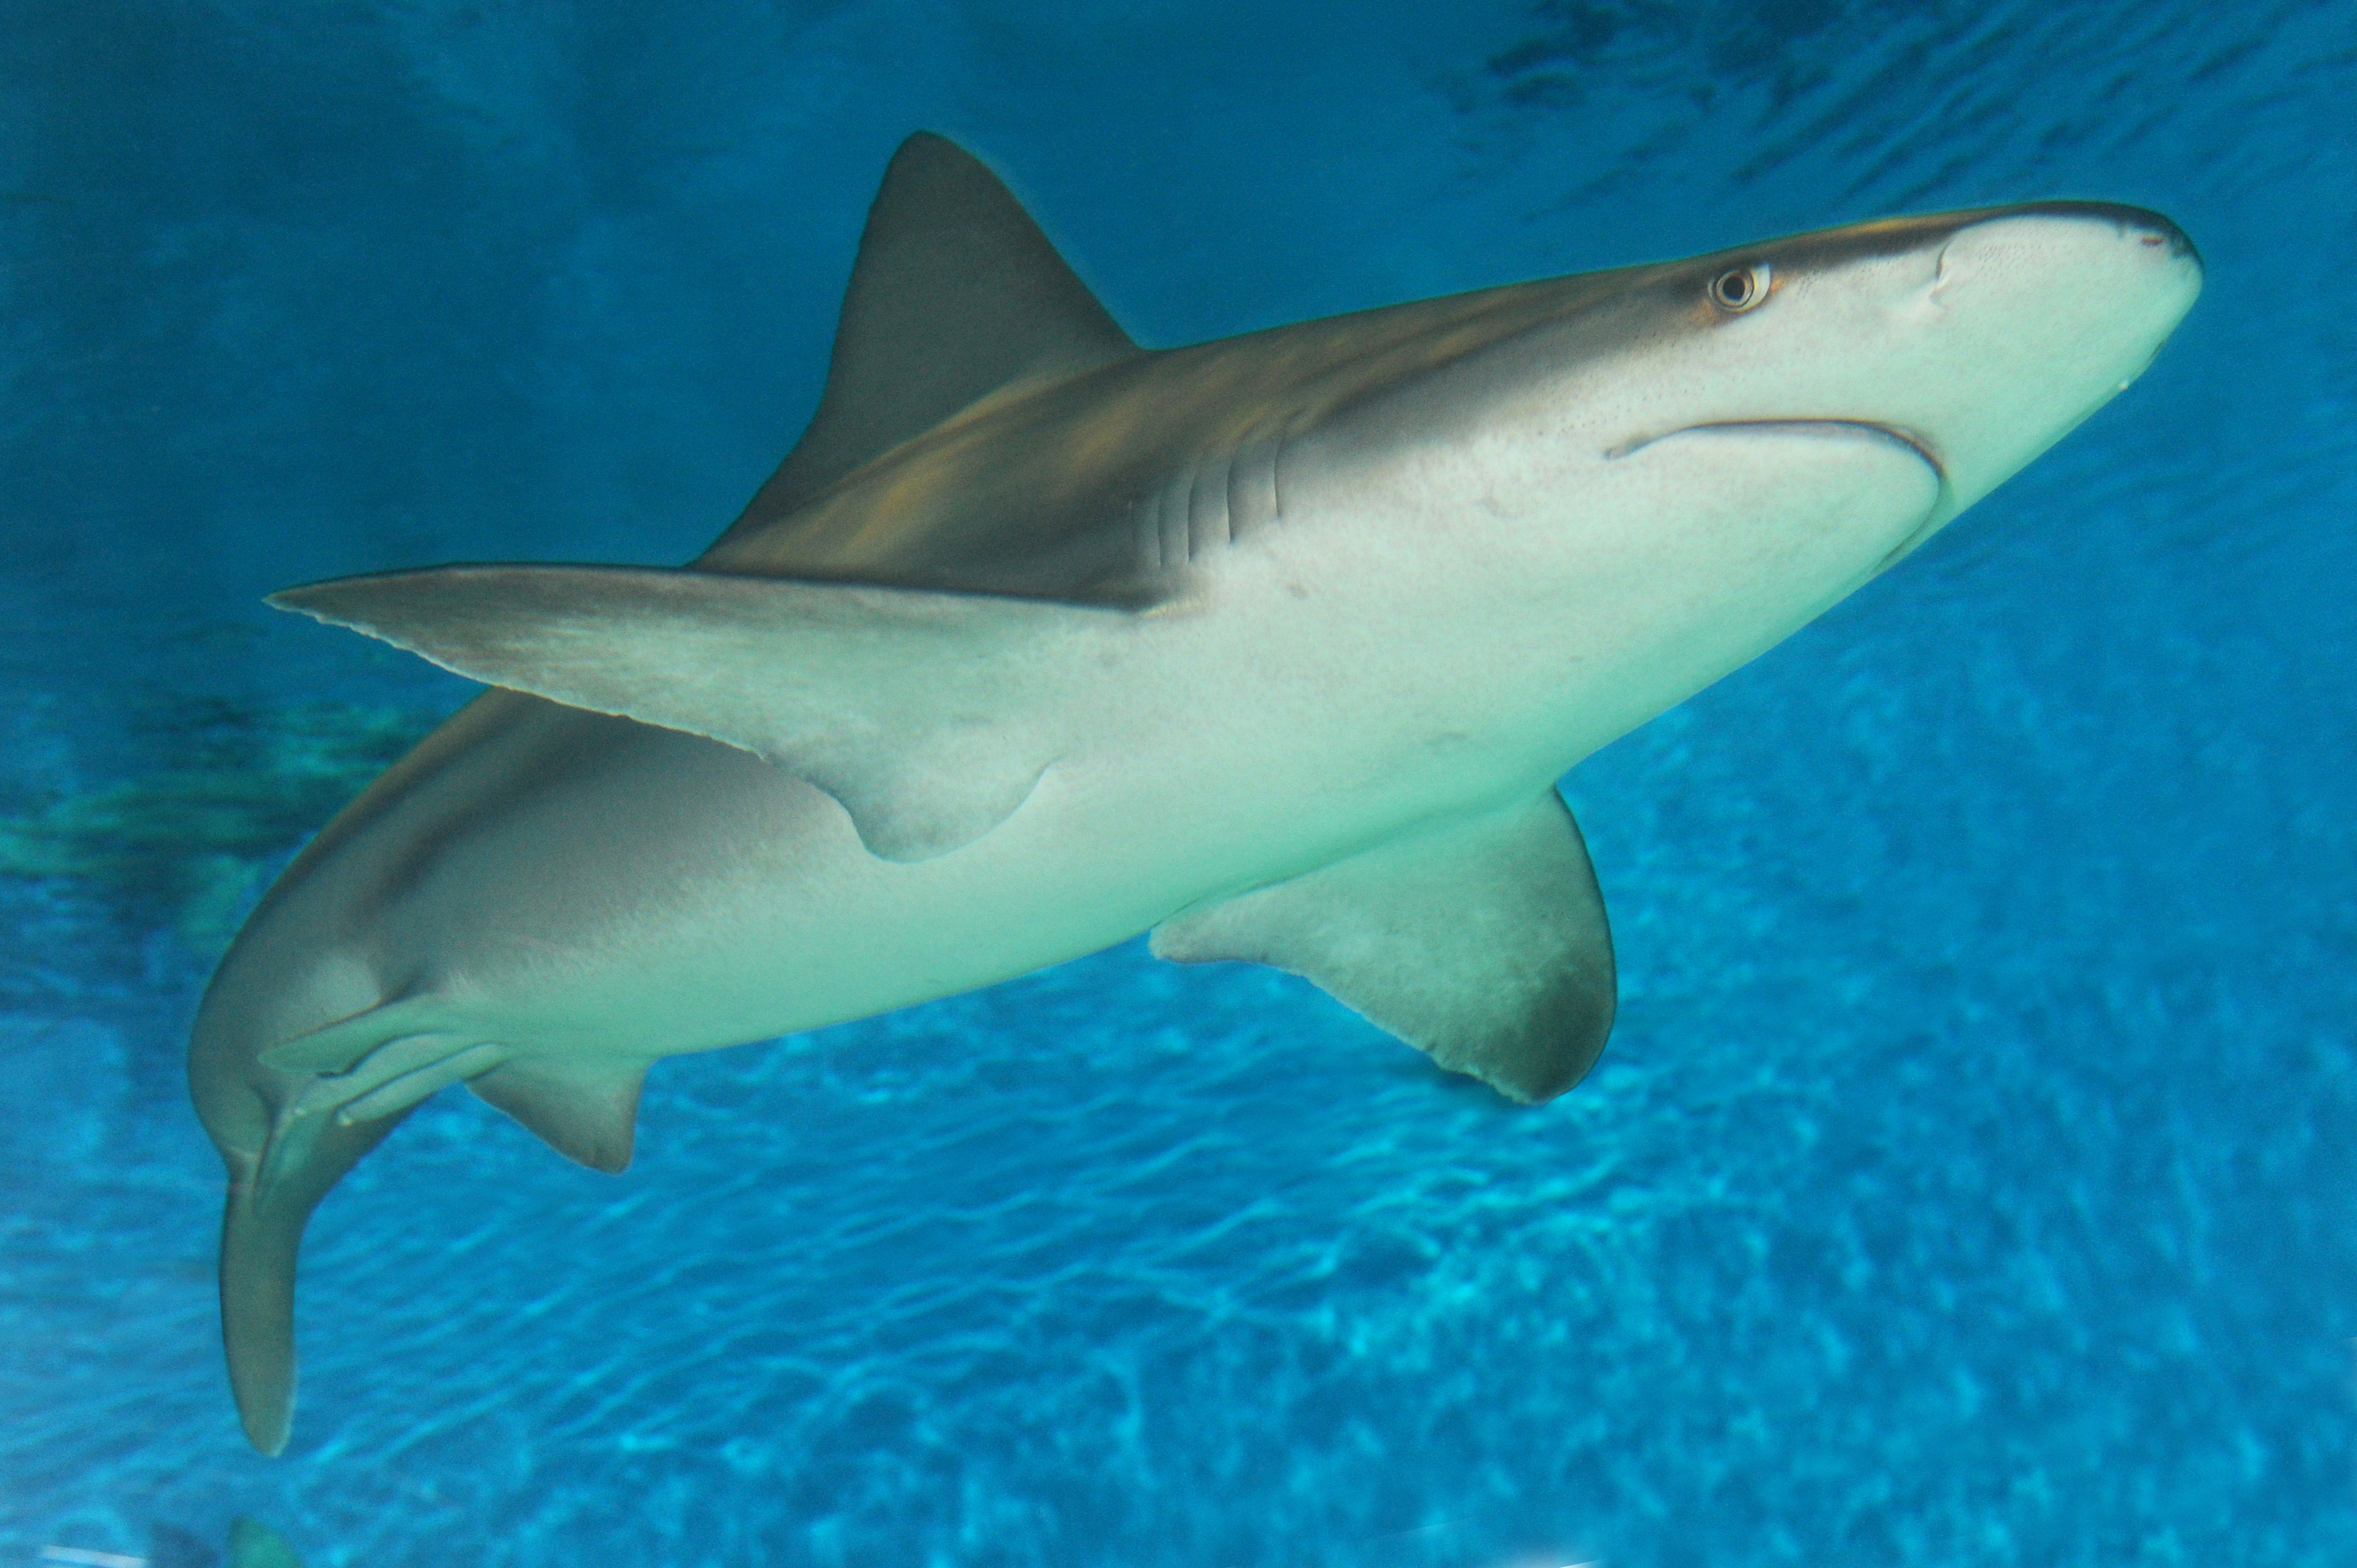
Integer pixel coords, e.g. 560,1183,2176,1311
1710,264,1771,313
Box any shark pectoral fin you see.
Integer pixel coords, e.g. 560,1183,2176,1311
469,1056,647,1173
1151,791,1617,1103
270,566,1129,861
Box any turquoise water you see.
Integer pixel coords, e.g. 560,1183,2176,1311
4,2,2355,1564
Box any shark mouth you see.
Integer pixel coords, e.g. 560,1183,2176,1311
1605,419,1948,483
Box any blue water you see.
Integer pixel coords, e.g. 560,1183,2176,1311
4,2,2355,1564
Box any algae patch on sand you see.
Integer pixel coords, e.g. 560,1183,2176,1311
0,698,447,958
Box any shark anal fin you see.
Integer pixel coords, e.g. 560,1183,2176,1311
1152,791,1617,1103
716,131,1138,546
469,1056,647,1173
270,565,1127,862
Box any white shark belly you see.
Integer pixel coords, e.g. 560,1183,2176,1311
348,408,1949,1070
346,555,1551,1064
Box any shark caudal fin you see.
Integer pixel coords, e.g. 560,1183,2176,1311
217,1102,410,1456
212,997,649,1453
200,993,471,1454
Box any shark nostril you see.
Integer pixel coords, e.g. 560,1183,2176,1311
1928,239,1956,303
2122,213,2199,265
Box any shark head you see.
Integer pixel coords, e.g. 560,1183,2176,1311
1289,201,2201,756
1590,201,2201,546
1496,200,2198,543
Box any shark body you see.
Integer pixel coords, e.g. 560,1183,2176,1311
190,134,2201,1453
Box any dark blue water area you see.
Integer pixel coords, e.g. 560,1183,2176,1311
4,1,2356,1564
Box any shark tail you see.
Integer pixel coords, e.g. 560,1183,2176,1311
218,1101,410,1456
208,991,646,1452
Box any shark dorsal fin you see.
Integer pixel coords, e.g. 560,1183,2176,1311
713,132,1137,547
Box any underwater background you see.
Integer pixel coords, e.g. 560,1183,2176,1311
4,1,2355,1564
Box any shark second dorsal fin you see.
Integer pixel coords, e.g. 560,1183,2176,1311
1152,792,1617,1103
714,132,1138,546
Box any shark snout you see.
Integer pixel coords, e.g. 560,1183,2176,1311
1932,203,2202,328
1873,200,2201,530
2044,201,2198,266
1932,202,2199,292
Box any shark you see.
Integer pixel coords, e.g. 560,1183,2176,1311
227,1519,306,1568
189,132,2201,1453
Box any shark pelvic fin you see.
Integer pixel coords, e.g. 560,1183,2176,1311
1152,790,1617,1102
716,131,1138,545
271,565,1128,862
469,1056,647,1173
256,995,447,1073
